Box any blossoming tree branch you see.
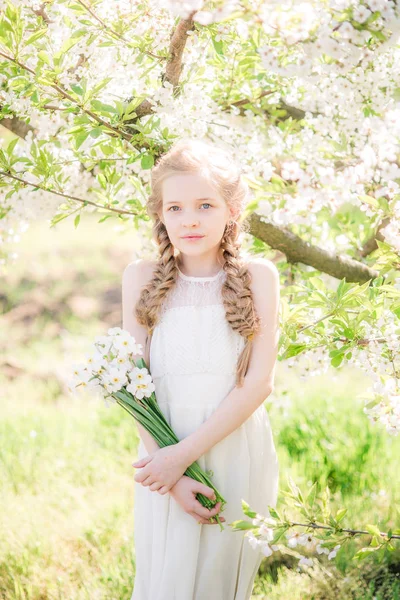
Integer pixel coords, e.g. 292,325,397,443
1,0,399,565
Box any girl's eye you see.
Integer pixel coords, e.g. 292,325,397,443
167,203,212,212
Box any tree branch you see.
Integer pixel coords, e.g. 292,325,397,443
246,212,379,283
129,13,196,120
0,114,34,138
360,216,391,257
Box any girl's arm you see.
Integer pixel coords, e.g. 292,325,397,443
122,259,161,455
177,259,280,467
136,421,161,455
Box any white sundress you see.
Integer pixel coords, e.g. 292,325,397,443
131,265,279,600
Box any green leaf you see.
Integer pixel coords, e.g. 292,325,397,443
74,130,90,150
74,214,80,228
98,173,107,190
91,77,113,96
281,343,308,360
6,137,19,156
270,527,287,544
60,28,87,53
0,148,9,169
25,28,48,45
100,144,115,156
309,277,326,291
331,355,343,368
141,154,154,170
336,278,347,299
353,546,381,560
50,212,71,227
230,520,256,530
366,524,382,538
268,506,281,520
71,84,84,96
212,37,224,55
98,214,114,223
335,508,347,523
38,51,51,65
306,482,318,507
241,499,257,518
329,514,337,528
358,194,379,208
90,128,103,138
378,285,400,297
91,99,118,114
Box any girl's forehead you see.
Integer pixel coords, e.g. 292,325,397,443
162,174,222,203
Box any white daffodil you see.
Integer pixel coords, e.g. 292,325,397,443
94,334,113,354
108,327,125,336
86,348,105,364
110,354,131,372
113,333,143,356
91,361,107,377
71,363,88,379
87,378,104,396
70,365,93,390
127,367,155,399
101,367,128,392
85,351,108,375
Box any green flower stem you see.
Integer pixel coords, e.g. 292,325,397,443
112,392,226,530
117,390,178,442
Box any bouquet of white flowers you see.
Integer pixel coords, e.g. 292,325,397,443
70,327,226,529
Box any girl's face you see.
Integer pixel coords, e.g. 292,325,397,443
159,173,233,259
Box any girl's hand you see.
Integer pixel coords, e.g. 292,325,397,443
132,444,188,494
169,476,225,525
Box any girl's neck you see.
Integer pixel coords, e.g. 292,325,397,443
176,258,223,279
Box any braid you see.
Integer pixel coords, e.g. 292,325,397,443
135,219,179,357
220,221,261,388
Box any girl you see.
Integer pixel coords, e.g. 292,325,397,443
122,138,280,600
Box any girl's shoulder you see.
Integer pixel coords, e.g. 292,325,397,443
245,258,280,312
126,258,158,289
245,257,279,286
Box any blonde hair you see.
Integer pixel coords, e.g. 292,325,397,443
135,137,261,387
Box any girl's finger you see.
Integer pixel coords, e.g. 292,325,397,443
196,501,222,519
142,476,155,486
190,512,225,525
149,481,163,491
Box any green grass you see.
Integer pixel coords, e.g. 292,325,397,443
0,215,399,599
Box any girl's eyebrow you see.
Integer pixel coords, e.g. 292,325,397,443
164,197,214,206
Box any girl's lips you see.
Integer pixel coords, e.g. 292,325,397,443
182,235,204,239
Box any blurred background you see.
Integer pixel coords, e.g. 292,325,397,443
0,214,399,599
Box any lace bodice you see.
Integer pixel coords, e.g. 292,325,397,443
161,266,226,312
149,266,246,379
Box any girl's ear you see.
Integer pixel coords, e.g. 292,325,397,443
229,207,240,221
